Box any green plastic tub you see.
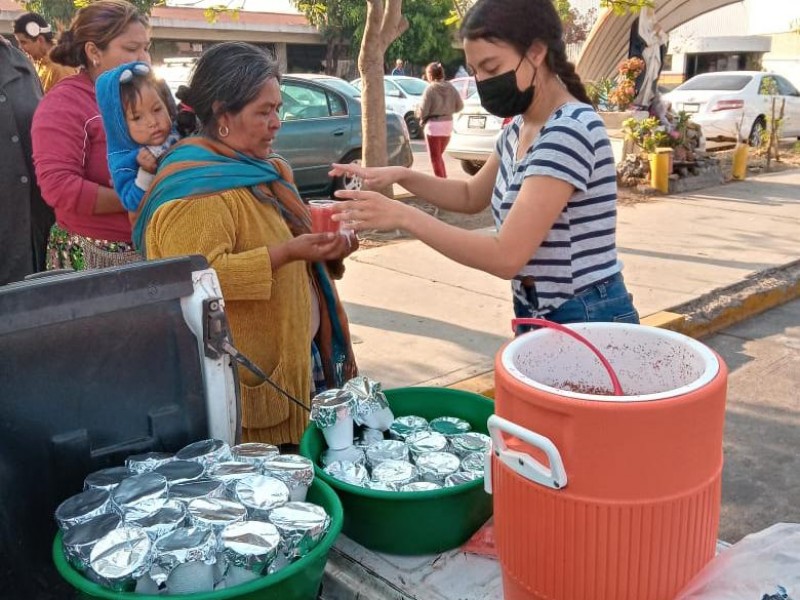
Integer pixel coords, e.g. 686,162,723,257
299,387,494,555
52,478,343,600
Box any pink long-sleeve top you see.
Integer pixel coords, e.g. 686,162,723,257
31,71,132,241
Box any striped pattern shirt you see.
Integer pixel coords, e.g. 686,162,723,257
492,102,620,314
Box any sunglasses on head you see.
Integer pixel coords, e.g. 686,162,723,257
119,63,151,83
24,21,51,38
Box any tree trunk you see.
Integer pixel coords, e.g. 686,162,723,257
360,0,408,197
325,39,335,75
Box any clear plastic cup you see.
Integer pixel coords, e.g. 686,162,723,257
308,200,339,234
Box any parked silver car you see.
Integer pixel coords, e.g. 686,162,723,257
445,93,511,174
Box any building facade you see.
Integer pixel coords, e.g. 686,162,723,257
0,0,327,74
664,0,800,88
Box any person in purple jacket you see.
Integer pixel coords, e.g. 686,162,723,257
31,0,150,270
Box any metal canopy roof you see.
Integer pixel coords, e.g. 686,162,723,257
576,0,743,82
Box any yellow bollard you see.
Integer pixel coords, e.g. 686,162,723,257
732,144,748,180
648,148,673,194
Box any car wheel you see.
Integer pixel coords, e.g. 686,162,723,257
332,150,363,193
460,160,484,175
405,114,423,139
748,117,766,147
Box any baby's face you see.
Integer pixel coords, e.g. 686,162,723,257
126,84,172,147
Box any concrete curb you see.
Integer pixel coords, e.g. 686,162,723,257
448,259,800,397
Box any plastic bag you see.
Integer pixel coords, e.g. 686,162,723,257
461,518,497,558
676,523,800,599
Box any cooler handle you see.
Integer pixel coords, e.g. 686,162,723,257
485,415,567,493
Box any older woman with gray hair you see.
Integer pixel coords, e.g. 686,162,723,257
134,42,358,446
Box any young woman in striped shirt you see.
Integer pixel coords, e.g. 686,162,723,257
331,0,638,330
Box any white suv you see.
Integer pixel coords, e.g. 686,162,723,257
351,75,428,139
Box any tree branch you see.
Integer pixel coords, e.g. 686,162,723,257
380,0,408,51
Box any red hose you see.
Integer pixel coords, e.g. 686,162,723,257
511,318,625,396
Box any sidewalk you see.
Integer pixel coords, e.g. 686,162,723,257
339,169,800,389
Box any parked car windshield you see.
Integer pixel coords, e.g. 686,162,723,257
677,74,752,92
394,78,428,96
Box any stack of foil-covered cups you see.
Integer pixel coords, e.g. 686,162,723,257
55,437,331,594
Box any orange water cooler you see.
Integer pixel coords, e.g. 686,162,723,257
488,323,727,600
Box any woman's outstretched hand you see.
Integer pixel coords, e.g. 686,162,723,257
288,233,352,262
332,189,412,232
328,163,403,191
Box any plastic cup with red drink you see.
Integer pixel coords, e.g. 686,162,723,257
309,199,353,237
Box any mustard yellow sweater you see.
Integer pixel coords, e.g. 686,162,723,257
146,187,311,445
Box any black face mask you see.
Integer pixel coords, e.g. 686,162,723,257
476,56,535,118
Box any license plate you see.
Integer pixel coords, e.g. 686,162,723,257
682,103,700,113
468,115,487,129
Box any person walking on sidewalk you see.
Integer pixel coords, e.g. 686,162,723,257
417,62,463,178
13,12,76,93
330,0,638,332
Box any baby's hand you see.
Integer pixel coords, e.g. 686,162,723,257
136,148,158,174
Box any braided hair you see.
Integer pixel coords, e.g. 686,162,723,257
460,0,592,106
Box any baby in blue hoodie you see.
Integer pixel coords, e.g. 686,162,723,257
96,62,182,212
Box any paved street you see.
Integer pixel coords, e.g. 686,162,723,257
705,298,800,542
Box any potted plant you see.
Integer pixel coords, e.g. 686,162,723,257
598,57,648,130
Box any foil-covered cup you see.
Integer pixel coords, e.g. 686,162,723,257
323,460,369,487
154,460,205,486
388,415,429,441
450,432,492,458
169,479,227,505
429,416,472,437
207,461,260,490
415,451,461,485
262,454,315,502
460,451,486,477
233,475,290,521
220,520,281,586
311,389,357,450
363,481,394,492
62,512,121,572
231,443,279,470
358,427,385,447
321,445,366,468
444,471,481,487
187,497,247,533
365,440,409,469
125,452,175,475
84,466,134,492
343,376,395,431
149,526,217,593
89,526,152,592
370,460,417,490
405,430,449,459
175,439,233,470
400,481,441,492
268,502,330,558
111,473,169,520
55,488,112,532
125,499,187,540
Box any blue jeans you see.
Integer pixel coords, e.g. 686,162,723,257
513,272,639,335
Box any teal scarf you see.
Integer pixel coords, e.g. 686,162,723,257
132,137,299,253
